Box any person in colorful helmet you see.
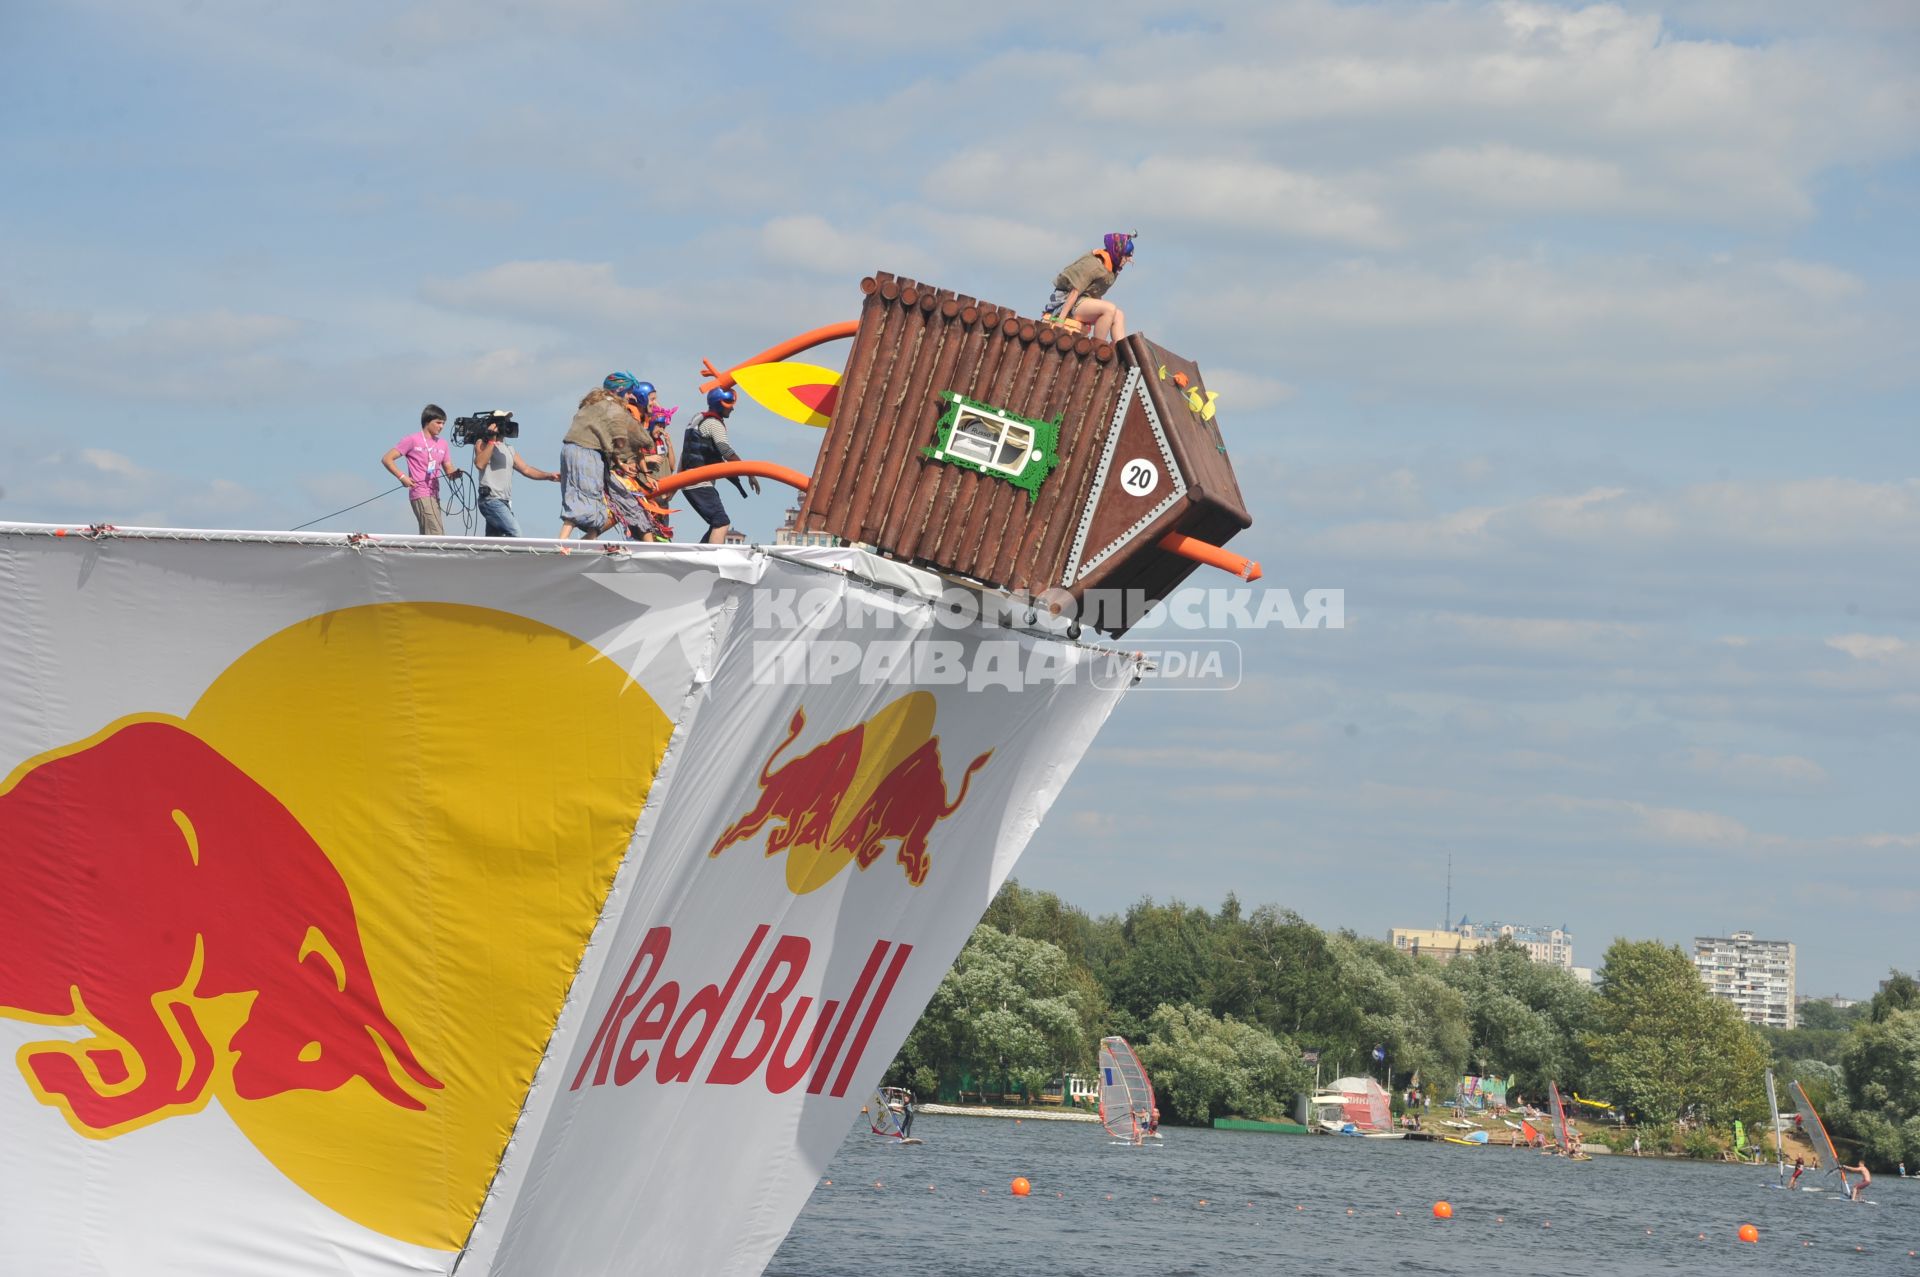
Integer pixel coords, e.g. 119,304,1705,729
558,372,649,540
1042,231,1135,342
678,385,760,544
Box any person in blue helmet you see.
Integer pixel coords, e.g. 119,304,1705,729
559,372,649,540
678,386,759,543
1041,231,1135,343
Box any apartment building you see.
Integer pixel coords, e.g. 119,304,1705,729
1694,931,1797,1029
1455,918,1575,969
1388,927,1485,964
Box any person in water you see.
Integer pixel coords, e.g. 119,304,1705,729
1041,232,1135,342
1843,1160,1871,1200
1788,1156,1806,1189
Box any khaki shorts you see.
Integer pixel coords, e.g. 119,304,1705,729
410,496,445,535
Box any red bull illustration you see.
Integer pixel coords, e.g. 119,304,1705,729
709,691,991,892
0,718,440,1136
0,598,671,1252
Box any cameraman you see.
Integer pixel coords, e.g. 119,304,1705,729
471,415,558,538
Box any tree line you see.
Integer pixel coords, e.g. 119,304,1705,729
883,881,1920,1169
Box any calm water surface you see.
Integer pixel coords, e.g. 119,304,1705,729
770,1114,1917,1276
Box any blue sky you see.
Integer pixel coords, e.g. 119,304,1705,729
3,1,1916,995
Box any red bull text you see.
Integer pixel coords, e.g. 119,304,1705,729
569,924,911,1097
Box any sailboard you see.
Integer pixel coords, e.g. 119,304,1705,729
1765,1069,1788,1186
1789,1080,1855,1199
1098,1036,1160,1145
1547,1082,1589,1159
868,1086,922,1145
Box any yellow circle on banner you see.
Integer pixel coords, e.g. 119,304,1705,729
185,602,668,1250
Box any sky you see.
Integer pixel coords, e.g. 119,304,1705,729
2,1,1916,996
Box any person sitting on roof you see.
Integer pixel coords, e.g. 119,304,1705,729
1041,232,1134,342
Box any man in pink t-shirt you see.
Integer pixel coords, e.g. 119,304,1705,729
381,404,463,534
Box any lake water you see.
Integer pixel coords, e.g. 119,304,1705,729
770,1113,1916,1275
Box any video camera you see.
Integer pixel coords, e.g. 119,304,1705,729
453,410,519,446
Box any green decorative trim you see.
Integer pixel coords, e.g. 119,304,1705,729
922,391,1061,500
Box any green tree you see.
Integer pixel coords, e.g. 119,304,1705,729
1586,939,1767,1125
1838,1008,1920,1164
1796,999,1866,1032
1868,970,1920,1024
1234,905,1336,1039
1104,899,1218,1025
980,878,1099,968
1133,1003,1312,1125
889,924,1092,1097
1443,940,1594,1096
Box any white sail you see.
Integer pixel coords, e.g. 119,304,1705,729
1789,1079,1851,1194
1097,1036,1158,1143
1765,1070,1787,1182
868,1086,912,1139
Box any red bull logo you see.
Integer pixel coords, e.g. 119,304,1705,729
0,599,670,1250
0,720,440,1137
709,690,991,893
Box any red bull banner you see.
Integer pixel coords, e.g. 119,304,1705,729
0,525,1127,1277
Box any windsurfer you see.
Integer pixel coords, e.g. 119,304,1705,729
1842,1160,1870,1200
899,1092,914,1140
1788,1157,1805,1189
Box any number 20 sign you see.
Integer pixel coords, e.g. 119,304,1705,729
1119,458,1159,498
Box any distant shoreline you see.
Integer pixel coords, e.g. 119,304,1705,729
917,1103,1101,1123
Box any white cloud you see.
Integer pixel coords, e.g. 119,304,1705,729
79,449,142,478
757,216,930,280
420,260,665,330
928,150,1400,248
1313,478,1920,563
1680,747,1828,790
1204,367,1297,412
1827,634,1909,662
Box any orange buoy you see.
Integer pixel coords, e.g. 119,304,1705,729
1011,1177,1031,1197
1432,1201,1453,1220
1738,1224,1758,1244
